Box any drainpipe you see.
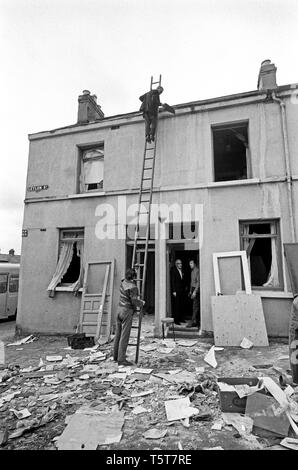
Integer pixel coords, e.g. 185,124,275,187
271,91,296,242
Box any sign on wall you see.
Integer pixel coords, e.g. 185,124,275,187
27,185,49,192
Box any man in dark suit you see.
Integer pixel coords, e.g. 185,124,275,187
170,259,186,325
139,86,164,143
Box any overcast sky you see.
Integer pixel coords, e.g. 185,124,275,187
1,0,298,254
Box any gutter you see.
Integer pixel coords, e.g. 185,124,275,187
271,91,296,242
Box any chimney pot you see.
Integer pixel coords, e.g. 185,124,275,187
77,90,104,123
258,59,277,91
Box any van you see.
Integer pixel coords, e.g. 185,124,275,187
0,263,20,319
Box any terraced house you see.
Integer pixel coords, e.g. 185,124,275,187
17,60,298,339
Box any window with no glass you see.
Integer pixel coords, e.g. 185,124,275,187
212,122,250,182
47,228,84,296
239,220,283,290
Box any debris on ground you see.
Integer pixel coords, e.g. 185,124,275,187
7,336,37,347
56,407,125,450
240,338,254,349
0,321,297,450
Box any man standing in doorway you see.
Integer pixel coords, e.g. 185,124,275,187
170,259,186,325
113,268,145,366
187,259,200,329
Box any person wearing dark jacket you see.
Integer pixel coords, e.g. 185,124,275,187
113,268,144,366
170,259,186,325
139,86,164,143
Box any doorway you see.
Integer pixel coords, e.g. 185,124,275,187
167,244,200,323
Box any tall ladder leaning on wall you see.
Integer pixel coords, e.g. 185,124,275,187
128,74,162,364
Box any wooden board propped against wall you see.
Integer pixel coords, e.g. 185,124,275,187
78,260,115,343
211,294,269,347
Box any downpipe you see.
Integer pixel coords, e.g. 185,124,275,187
271,91,296,242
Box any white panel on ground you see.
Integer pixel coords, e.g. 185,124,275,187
211,294,269,347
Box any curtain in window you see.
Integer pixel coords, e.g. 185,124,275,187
83,159,103,186
71,241,84,295
263,227,279,287
47,242,74,297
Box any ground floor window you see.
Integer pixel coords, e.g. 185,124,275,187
239,219,283,289
47,228,84,297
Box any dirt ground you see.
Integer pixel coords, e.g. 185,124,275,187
0,316,295,451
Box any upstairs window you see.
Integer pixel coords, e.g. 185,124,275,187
239,220,283,290
80,145,104,192
212,122,249,182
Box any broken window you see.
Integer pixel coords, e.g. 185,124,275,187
240,220,283,289
80,145,104,192
47,228,84,297
212,122,250,182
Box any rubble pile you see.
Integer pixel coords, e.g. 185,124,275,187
0,335,297,450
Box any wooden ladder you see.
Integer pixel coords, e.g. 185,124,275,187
77,260,115,343
129,75,162,363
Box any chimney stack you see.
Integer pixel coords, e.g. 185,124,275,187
257,59,277,91
77,90,104,124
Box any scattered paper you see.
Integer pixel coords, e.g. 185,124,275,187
7,335,36,346
280,437,298,450
0,392,21,408
234,383,263,399
10,408,31,420
195,367,205,374
46,356,63,362
217,382,236,392
109,373,127,380
176,340,198,347
240,337,254,349
143,428,167,439
134,368,153,375
131,389,154,398
222,412,253,436
204,346,217,368
132,406,151,415
79,374,90,380
177,441,183,450
56,408,125,450
165,397,199,422
211,420,223,431
158,348,174,354
140,344,158,353
214,347,224,351
203,446,224,450
168,369,182,375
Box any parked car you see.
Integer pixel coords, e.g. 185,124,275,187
0,263,20,319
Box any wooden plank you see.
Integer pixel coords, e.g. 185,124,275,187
95,265,110,341
211,294,269,346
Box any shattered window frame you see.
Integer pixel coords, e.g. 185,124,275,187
239,219,284,291
56,228,84,289
78,143,104,193
212,121,251,182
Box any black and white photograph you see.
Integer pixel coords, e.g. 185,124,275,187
1,0,298,456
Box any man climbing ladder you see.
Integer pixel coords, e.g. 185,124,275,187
139,78,175,143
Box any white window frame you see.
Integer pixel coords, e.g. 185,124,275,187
213,250,252,295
